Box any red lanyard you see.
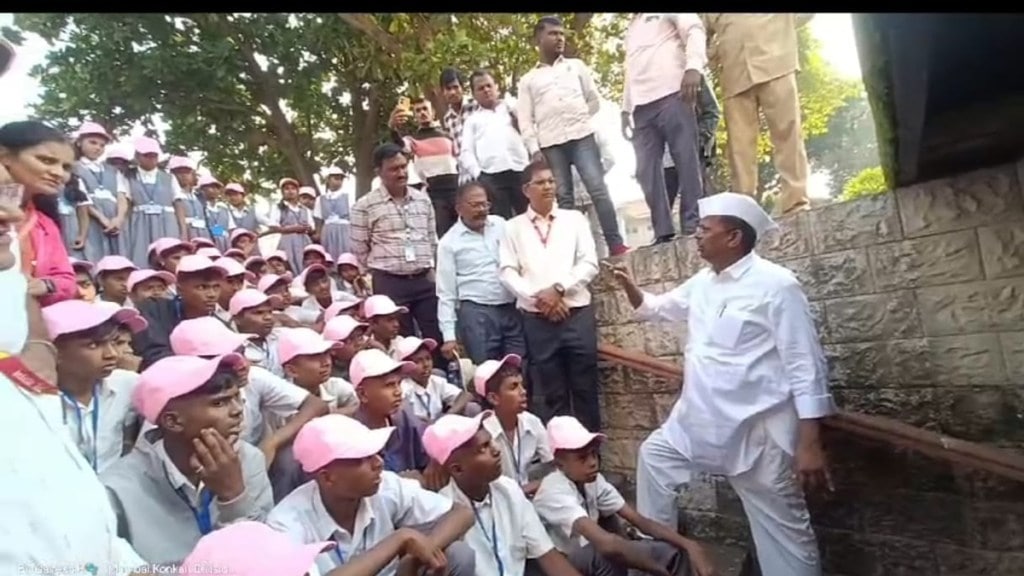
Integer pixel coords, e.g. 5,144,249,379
0,353,59,395
530,216,553,247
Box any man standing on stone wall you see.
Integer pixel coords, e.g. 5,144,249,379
606,192,834,576
703,13,815,215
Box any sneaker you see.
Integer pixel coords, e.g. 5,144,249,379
609,244,631,257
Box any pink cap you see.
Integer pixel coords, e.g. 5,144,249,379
176,254,227,277
127,269,176,292
296,263,328,287
43,300,148,339
322,315,368,342
105,142,134,162
75,121,110,141
229,228,256,245
134,136,162,156
266,250,289,263
473,354,523,397
214,257,256,283
349,348,416,387
323,299,362,323
303,244,331,262
293,414,395,472
278,177,299,189
362,295,408,319
195,247,222,260
325,166,346,177
133,354,245,424
224,182,245,194
166,156,196,172
394,336,437,362
148,237,194,258
69,258,94,273
191,237,216,249
180,520,334,576
298,186,316,197
257,273,291,293
224,248,245,259
94,255,137,275
229,288,278,316
546,416,606,451
170,317,253,356
422,412,491,465
277,327,336,365
197,174,222,188
335,252,360,269
244,255,266,268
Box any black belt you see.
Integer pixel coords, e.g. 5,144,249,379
372,269,428,279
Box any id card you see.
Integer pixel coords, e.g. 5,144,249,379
142,204,164,215
403,240,417,263
210,224,226,237
57,202,74,216
189,218,207,229
92,188,115,201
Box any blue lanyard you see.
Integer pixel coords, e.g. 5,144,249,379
414,391,436,421
332,527,368,566
501,425,524,483
175,486,215,535
61,383,100,471
471,501,504,576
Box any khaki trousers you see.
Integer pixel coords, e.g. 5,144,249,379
723,71,810,214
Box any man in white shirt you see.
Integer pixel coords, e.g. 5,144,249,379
498,159,601,432
459,69,530,219
606,192,834,576
518,16,628,257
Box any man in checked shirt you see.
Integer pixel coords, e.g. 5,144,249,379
350,143,445,366
439,67,479,184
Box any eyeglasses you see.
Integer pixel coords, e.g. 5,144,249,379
528,178,557,188
463,200,491,210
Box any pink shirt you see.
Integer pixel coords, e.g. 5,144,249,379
28,210,76,306
623,13,708,112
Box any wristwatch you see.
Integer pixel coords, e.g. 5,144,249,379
553,283,566,296
42,279,56,295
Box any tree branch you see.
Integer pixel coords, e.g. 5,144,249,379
338,14,403,56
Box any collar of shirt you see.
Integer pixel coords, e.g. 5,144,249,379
713,252,757,281
526,206,558,223
151,439,197,493
323,188,346,199
455,216,496,237
443,480,494,509
534,55,566,69
79,157,103,171
309,481,376,542
482,412,535,444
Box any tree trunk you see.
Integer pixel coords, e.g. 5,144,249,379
564,13,595,58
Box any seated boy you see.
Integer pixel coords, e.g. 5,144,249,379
324,298,362,324
532,416,716,576
475,354,552,495
94,255,138,308
126,268,174,308
285,263,338,328
362,295,406,356
213,256,255,325
101,354,274,564
279,327,359,413
70,258,98,303
322,314,372,380
395,336,476,423
424,413,583,576
258,272,304,329
43,299,149,473
267,413,477,576
231,288,287,377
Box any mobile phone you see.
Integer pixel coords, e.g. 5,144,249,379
398,96,411,111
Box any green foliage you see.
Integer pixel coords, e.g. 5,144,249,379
805,95,880,196
839,165,887,201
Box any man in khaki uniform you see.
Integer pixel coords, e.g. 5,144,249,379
703,14,814,214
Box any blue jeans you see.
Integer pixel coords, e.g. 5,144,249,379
456,301,527,365
541,134,625,249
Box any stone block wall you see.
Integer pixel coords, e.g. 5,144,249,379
593,159,1024,574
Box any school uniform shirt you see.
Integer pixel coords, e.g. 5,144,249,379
214,304,233,326
283,291,349,325
371,334,405,358
130,296,187,371
100,438,274,565
241,366,311,446
318,376,358,411
440,476,554,576
60,369,140,474
352,405,429,474
242,328,285,377
1,373,146,573
531,469,626,554
400,374,462,422
267,472,454,576
481,411,552,484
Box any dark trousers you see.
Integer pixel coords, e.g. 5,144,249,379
542,134,625,250
426,174,459,238
457,301,527,365
632,92,704,237
521,305,600,432
371,269,444,365
479,170,527,219
666,164,717,215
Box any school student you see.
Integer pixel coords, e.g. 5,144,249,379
231,288,287,377
101,354,274,565
225,183,266,256
258,271,303,329
94,255,138,308
474,354,552,494
197,174,234,252
395,336,475,423
103,301,143,374
313,166,352,257
336,252,371,298
126,269,174,308
286,263,338,327
213,256,254,325
268,177,314,273
266,413,477,576
131,254,227,369
230,226,260,259
324,298,363,324
278,327,359,413
322,313,372,380
267,249,294,277
74,121,130,261
168,156,202,242
126,137,178,268
146,236,195,277
363,294,407,356
43,300,148,473
70,259,98,303
424,413,583,576
532,416,716,576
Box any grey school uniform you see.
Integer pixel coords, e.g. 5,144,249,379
101,438,273,565
75,161,129,260
230,205,262,256
177,190,212,244
276,204,312,273
57,192,85,259
318,192,352,257
127,169,179,267
205,202,233,252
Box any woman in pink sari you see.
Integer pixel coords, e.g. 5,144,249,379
0,120,77,305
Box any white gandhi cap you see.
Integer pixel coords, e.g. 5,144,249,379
697,192,779,240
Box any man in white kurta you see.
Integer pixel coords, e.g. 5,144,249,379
607,192,834,576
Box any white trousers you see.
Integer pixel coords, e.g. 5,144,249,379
636,427,822,576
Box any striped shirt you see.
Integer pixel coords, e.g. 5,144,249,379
350,186,437,275
401,126,459,181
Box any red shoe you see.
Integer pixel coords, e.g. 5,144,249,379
609,244,631,257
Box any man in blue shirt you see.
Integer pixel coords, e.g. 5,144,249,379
435,182,526,365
